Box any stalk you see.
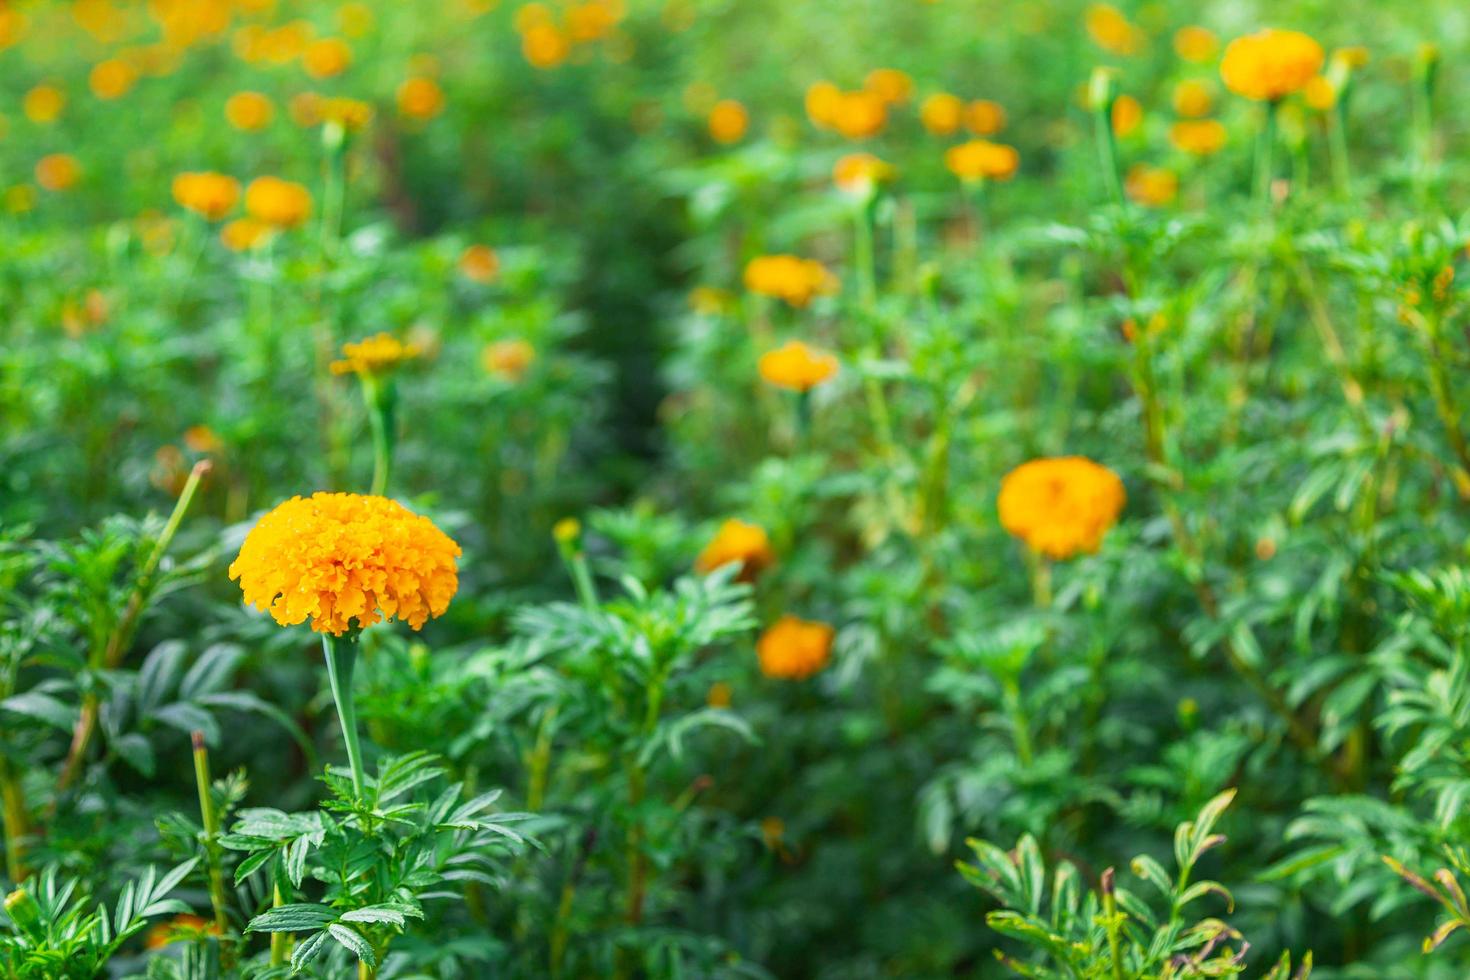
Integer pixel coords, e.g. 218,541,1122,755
1002,678,1034,768
360,374,395,497
191,732,231,944
0,756,28,882
269,882,290,967
1252,100,1279,209
322,633,367,800
1088,69,1125,206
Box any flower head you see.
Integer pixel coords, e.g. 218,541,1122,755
35,154,80,192
330,333,421,377
226,91,274,131
1220,29,1324,102
302,37,352,78
23,85,64,124
919,92,963,135
833,152,894,197
965,99,1007,136
758,340,839,392
397,76,445,119
832,90,886,139
172,171,241,221
1169,119,1226,155
805,81,842,128
1174,25,1219,63
997,456,1126,560
229,492,461,636
695,519,774,579
245,176,312,229
944,140,1019,183
864,68,913,105
89,59,137,100
482,337,536,381
1125,163,1177,206
1172,79,1214,117
1085,3,1145,56
743,255,837,308
221,217,271,251
708,99,749,143
757,615,834,680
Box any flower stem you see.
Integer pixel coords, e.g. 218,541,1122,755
0,756,28,883
322,634,367,800
361,376,395,498
1253,101,1279,209
191,732,231,945
1001,678,1033,767
269,882,290,967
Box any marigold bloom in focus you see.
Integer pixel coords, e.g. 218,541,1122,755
1085,3,1144,56
1220,29,1324,102
172,172,241,221
226,91,274,130
89,59,137,100
743,255,837,308
757,616,834,680
1172,79,1213,117
864,67,913,105
1169,119,1226,155
695,518,774,579
805,81,842,129
997,456,1126,560
833,153,893,196
944,140,1019,183
23,85,65,124
919,92,963,135
1111,95,1142,137
708,99,749,144
483,338,536,381
302,37,352,78
1174,25,1219,63
330,333,421,377
397,76,445,119
964,99,1006,136
1125,164,1177,206
245,176,312,229
758,339,838,392
221,217,270,251
229,492,461,636
35,154,80,192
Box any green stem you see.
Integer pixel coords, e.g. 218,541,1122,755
1092,103,1124,206
1328,101,1352,198
269,882,290,967
853,202,877,311
1253,101,1278,209
0,756,28,883
362,376,395,497
1002,678,1033,767
322,634,367,800
192,732,231,945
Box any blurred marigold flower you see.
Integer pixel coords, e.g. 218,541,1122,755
1168,119,1226,155
459,244,501,283
758,339,839,392
1303,75,1336,111
0,8,28,51
522,22,569,68
23,85,65,124
483,337,536,381
229,492,461,636
997,456,1126,560
1111,95,1142,136
832,90,886,139
964,99,1007,136
1125,164,1177,206
832,152,894,196
220,217,270,251
1085,3,1145,56
864,67,913,105
289,91,324,127
145,914,219,950
567,1,616,42
688,285,733,315
331,333,421,377
320,96,373,131
35,154,81,192
804,81,842,129
302,37,352,78
744,255,837,308
757,616,834,680
695,518,774,579
1171,79,1213,117
708,99,749,144
944,139,1019,183
1174,25,1219,63
919,92,963,135
89,59,137,100
172,171,241,221
184,425,223,455
245,176,312,229
226,91,274,131
397,76,446,119
515,2,555,31
1220,28,1324,102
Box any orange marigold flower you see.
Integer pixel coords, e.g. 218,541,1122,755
1125,164,1177,206
944,140,1019,183
758,339,839,392
695,518,774,578
89,59,138,100
226,91,274,131
220,217,271,251
1172,79,1213,117
864,67,913,105
330,333,420,377
320,96,373,131
184,424,223,454
35,154,80,192
1174,25,1219,63
483,338,536,381
1111,95,1142,136
964,99,1007,136
832,152,893,196
919,92,963,135
832,90,887,140
522,22,569,68
245,176,312,229
397,76,445,120
804,81,842,129
459,244,501,283
567,1,616,42
997,456,1126,560
172,171,241,221
708,99,749,144
1303,75,1336,111
231,493,460,636
23,85,65,124
1220,29,1324,102
1085,3,1144,56
1168,119,1226,155
743,255,837,308
757,615,834,680
0,8,28,51
302,37,352,78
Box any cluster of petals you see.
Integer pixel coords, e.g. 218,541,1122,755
757,616,835,680
695,519,775,579
1220,29,1324,102
758,340,839,393
330,333,421,377
743,255,837,308
172,171,240,221
997,456,1126,560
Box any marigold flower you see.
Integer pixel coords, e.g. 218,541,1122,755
23,85,65,124
805,81,842,129
226,91,274,131
230,492,461,636
0,9,28,51
758,339,838,392
743,255,837,308
330,333,420,377
964,99,1007,136
997,456,1126,560
708,99,749,144
1168,119,1226,155
145,914,219,950
220,217,271,251
397,76,445,119
832,152,893,196
302,37,352,78
245,176,312,229
522,22,569,68
919,92,963,135
483,338,536,381
1125,164,1177,206
864,67,913,105
1220,29,1324,102
459,244,501,283
1085,3,1144,56
172,171,241,221
1172,79,1213,117
35,154,81,192
1174,25,1219,63
184,425,223,454
567,1,616,42
695,518,774,579
757,616,834,680
944,139,1019,183
1303,75,1336,111
832,90,886,140
1111,95,1142,136
320,97,373,131
89,59,137,100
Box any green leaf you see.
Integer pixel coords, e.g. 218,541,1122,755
328,923,377,966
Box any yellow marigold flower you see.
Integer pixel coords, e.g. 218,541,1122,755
708,99,749,144
302,37,352,78
397,77,445,120
245,176,312,229
459,244,501,283
1085,3,1144,56
832,152,893,196
172,171,241,222
552,517,581,544
522,22,569,68
1172,79,1213,117
288,91,324,127
514,2,554,31
1220,28,1324,102
35,154,80,192
997,456,1126,560
832,90,886,140
864,67,913,105
0,8,29,51
230,492,461,636
220,217,271,251
805,81,842,129
1174,25,1218,63
567,2,615,42
695,518,774,579
226,91,274,131
1168,119,1226,155
338,1,374,37
320,96,373,132
1303,75,1336,111
1125,164,1177,206
89,59,137,100
743,255,837,308
758,339,839,392
1111,94,1142,137
919,92,963,135
23,85,65,124
183,425,223,454
944,140,1019,183
330,333,421,377
964,99,1007,136
757,615,834,680
483,337,536,381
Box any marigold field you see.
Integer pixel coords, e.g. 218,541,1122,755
8,1,1470,977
